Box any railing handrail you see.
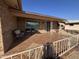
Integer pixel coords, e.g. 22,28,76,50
0,46,43,59
53,34,78,43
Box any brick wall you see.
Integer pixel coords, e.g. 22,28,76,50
0,0,17,54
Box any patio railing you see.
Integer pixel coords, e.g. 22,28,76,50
0,34,79,59
53,34,79,56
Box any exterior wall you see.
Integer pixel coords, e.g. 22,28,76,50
17,18,48,33
17,18,26,31
65,24,79,31
17,18,47,33
17,19,60,33
0,17,4,56
38,21,47,33
0,0,17,54
50,22,59,33
38,21,59,33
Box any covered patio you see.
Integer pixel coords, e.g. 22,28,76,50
4,11,67,55
6,31,71,55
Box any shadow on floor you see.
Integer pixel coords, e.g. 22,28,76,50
7,31,40,52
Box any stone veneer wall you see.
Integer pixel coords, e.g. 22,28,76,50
0,0,17,54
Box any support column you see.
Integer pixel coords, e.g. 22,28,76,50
38,21,47,33
50,21,56,32
48,22,54,42
0,17,4,56
50,22,53,32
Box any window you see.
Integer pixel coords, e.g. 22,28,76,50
25,21,39,32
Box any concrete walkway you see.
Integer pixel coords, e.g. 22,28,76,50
5,32,61,55
4,31,72,56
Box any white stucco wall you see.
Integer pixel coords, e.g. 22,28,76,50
65,24,79,31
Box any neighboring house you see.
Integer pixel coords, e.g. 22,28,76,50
65,22,79,31
65,22,79,34
0,0,65,56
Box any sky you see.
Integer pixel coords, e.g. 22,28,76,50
22,0,79,22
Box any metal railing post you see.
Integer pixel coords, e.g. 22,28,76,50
68,39,71,49
21,54,22,59
77,35,79,44
35,49,37,59
1,34,79,59
29,51,31,59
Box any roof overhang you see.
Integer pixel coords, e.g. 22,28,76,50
11,10,65,22
66,22,79,25
4,0,22,10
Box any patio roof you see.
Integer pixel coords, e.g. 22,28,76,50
4,0,66,22
12,10,66,22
